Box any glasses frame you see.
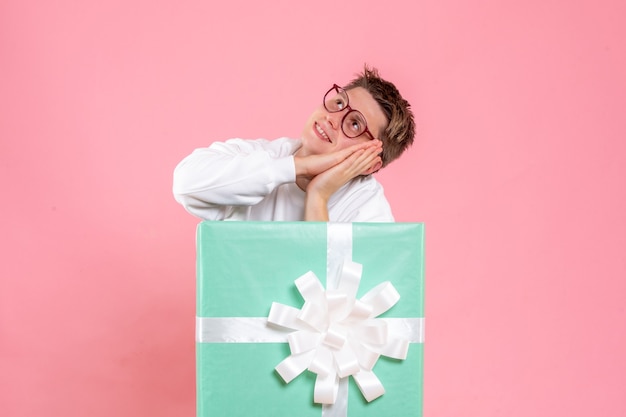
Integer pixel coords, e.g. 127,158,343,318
323,84,376,141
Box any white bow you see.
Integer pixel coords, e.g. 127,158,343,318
267,260,409,404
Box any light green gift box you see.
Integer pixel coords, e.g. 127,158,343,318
196,221,425,417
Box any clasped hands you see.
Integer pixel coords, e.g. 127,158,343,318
294,141,383,221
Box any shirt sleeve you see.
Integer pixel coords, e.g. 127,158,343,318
172,138,297,220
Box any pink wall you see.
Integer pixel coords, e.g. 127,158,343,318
2,0,625,416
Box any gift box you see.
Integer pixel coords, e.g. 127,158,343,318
196,221,424,417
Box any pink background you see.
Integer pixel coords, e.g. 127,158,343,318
2,0,625,416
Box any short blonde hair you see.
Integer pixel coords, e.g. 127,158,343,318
344,65,415,167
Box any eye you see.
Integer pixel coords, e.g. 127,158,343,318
344,112,366,136
334,97,346,110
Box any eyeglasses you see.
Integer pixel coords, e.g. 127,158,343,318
323,84,376,140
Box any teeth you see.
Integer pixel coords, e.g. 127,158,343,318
316,123,330,141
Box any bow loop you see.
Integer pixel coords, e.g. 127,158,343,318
360,281,401,318
268,261,410,405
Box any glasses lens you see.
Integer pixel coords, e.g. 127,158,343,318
342,110,367,138
324,87,348,112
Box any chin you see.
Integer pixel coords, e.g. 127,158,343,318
299,137,323,157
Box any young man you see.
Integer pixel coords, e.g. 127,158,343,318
173,66,415,222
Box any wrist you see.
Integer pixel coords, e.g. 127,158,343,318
304,191,330,221
293,155,310,177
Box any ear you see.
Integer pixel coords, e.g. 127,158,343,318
363,159,383,175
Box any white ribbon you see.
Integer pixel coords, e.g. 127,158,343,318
196,316,424,345
195,223,424,416
268,261,411,404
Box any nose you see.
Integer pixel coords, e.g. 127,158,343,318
325,111,342,131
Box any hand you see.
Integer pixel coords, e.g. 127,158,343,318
307,142,382,198
301,141,383,221
294,141,381,179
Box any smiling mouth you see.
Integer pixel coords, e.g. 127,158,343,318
315,122,331,143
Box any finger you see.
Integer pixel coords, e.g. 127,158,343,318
342,150,378,177
354,148,382,173
331,145,368,166
332,143,382,179
343,143,381,163
341,143,370,157
354,144,382,163
353,156,381,176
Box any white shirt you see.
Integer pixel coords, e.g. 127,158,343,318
172,137,394,222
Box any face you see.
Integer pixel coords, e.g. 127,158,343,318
298,86,388,157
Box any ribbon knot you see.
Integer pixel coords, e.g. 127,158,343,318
267,260,409,405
